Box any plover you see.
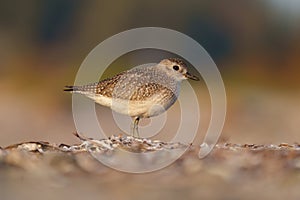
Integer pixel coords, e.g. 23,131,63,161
65,58,199,137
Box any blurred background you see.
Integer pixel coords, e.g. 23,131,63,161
0,0,300,147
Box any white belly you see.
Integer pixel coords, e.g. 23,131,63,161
90,93,177,118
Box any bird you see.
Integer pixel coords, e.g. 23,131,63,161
64,58,199,137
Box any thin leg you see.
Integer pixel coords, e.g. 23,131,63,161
131,116,140,138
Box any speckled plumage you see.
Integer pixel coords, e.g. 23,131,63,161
65,58,199,136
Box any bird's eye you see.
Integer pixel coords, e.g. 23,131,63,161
173,65,179,71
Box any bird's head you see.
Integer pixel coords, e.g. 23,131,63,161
158,58,199,81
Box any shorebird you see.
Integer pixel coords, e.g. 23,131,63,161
64,58,199,137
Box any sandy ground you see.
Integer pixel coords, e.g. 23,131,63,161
0,137,300,200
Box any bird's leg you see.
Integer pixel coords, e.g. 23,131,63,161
131,116,140,138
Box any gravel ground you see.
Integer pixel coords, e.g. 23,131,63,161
1,134,300,200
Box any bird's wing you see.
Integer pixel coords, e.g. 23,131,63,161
64,66,177,102
129,83,176,102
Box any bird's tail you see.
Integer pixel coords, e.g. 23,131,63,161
64,83,98,94
64,85,77,92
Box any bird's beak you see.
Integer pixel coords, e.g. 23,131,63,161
185,72,200,81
